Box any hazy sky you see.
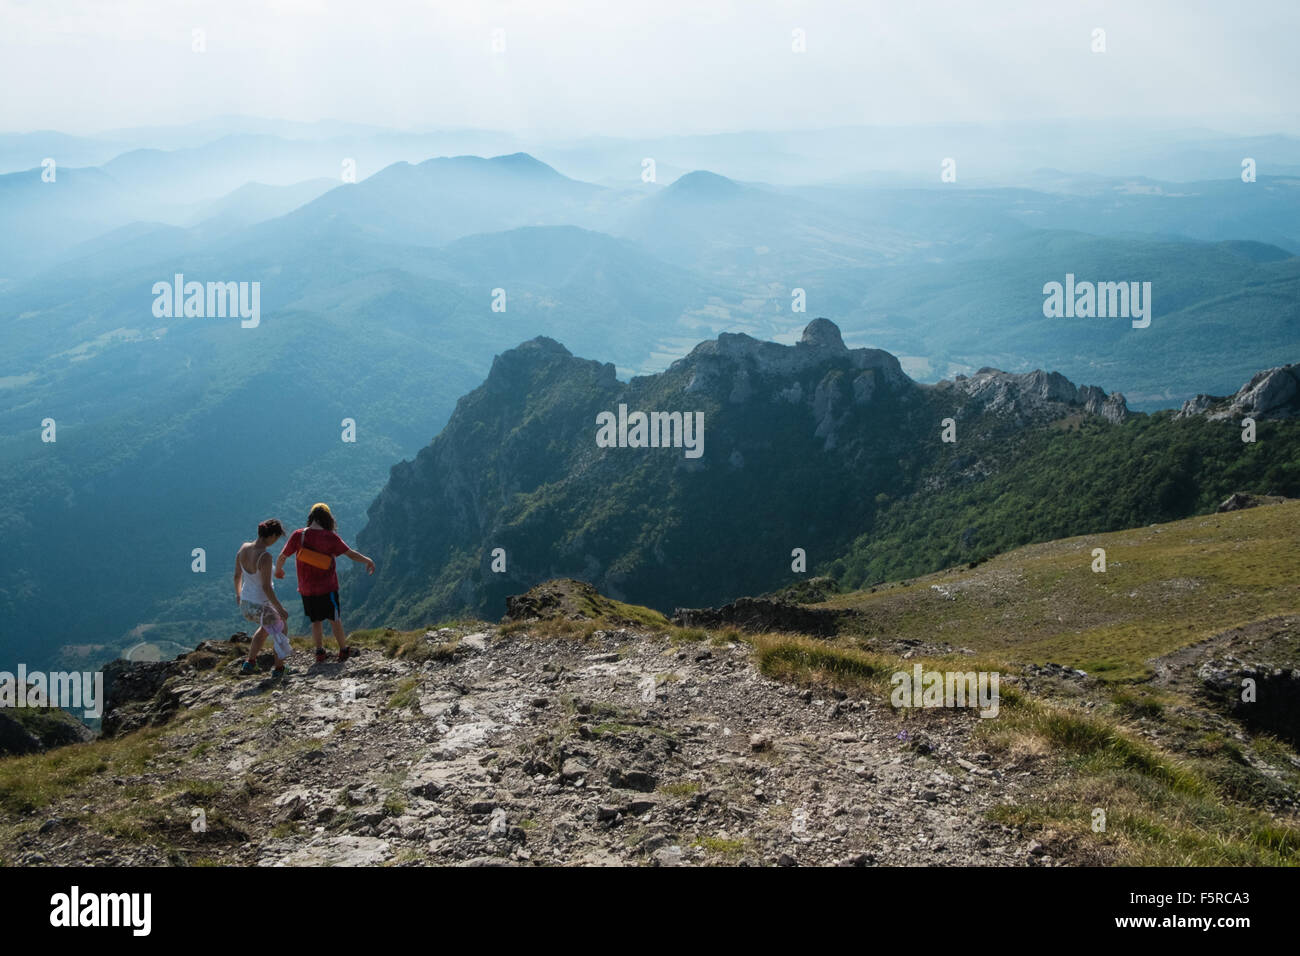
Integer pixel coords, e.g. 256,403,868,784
2,0,1296,136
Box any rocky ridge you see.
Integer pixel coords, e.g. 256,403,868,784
9,619,1058,868
352,318,1140,627
944,367,1129,425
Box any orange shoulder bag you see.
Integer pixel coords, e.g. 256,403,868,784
295,528,334,570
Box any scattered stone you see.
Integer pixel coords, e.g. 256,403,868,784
651,845,684,867
608,768,658,792
560,759,589,782
268,836,392,867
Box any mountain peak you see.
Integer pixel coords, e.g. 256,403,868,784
680,319,902,385
664,170,742,199
488,152,564,177
479,335,621,398
486,335,572,374
408,152,568,181
799,318,846,351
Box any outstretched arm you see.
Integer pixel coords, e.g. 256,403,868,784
345,549,376,574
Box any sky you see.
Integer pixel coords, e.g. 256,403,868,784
1,0,1297,137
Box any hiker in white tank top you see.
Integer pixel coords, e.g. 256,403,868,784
234,519,291,677
239,551,271,603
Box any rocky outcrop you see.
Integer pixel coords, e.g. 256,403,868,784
1178,363,1300,421
0,701,94,756
1200,660,1300,747
503,579,643,625
102,636,252,737
672,597,846,636
0,712,42,756
1216,492,1289,513
678,318,914,433
760,576,842,605
944,368,1128,424
1230,363,1299,419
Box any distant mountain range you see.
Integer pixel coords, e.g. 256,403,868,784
3,129,1299,673
7,119,1298,182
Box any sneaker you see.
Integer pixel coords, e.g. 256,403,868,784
240,660,255,676
337,645,355,663
314,647,328,664
270,666,286,681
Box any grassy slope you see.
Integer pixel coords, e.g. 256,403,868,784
818,499,1300,681
754,501,1300,864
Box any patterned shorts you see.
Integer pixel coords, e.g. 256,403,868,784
240,600,284,633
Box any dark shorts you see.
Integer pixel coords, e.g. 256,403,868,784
302,591,341,623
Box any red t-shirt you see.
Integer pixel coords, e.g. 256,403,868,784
282,527,350,596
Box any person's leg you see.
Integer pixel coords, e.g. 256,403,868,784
328,592,349,657
311,618,329,663
247,626,268,663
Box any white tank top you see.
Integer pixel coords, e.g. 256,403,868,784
241,550,272,604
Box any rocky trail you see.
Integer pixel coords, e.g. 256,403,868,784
10,623,1051,867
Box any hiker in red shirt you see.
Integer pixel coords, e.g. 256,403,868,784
275,502,375,664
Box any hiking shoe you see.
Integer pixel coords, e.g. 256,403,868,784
240,660,255,676
337,645,355,663
270,666,286,681
314,648,328,664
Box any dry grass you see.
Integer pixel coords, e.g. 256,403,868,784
819,501,1300,681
